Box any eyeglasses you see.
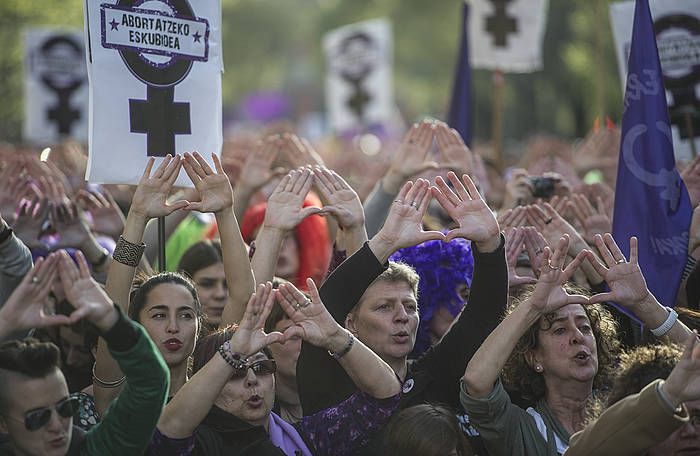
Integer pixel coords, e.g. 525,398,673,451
690,413,700,427
231,359,277,379
4,396,79,431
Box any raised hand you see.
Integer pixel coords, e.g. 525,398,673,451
523,226,548,276
76,188,125,240
586,234,650,308
498,206,527,231
130,154,189,219
382,121,438,194
663,332,700,407
372,179,445,257
502,168,534,208
505,227,537,287
181,152,233,213
0,253,72,336
228,282,286,357
236,138,285,193
13,198,50,250
58,249,117,332
434,122,474,176
567,194,611,243
526,202,586,254
0,160,28,221
50,202,92,249
276,278,342,349
527,235,589,315
313,166,365,231
280,133,325,169
263,168,321,232
432,171,500,250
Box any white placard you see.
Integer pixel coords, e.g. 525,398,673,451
323,18,393,133
610,0,700,163
24,28,88,144
84,0,223,184
468,0,549,73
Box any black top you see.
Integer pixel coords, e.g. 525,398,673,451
296,237,508,454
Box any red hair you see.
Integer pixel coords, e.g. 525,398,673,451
239,193,331,291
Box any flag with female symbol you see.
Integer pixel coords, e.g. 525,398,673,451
612,0,692,309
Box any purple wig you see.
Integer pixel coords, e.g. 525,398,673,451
389,237,474,357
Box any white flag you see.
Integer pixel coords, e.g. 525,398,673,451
468,0,549,73
84,0,223,184
24,28,88,144
324,18,393,133
610,0,700,162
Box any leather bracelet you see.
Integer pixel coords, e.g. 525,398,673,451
92,362,126,388
218,341,247,371
328,331,354,360
650,307,678,337
112,235,145,267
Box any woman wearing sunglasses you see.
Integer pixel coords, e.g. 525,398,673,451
0,250,168,456
149,280,402,456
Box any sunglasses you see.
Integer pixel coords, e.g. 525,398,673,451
231,359,277,379
6,396,79,432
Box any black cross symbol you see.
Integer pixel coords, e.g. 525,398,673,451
129,86,191,157
47,90,81,135
486,0,518,47
346,80,371,122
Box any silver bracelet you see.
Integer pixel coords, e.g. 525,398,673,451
650,307,678,337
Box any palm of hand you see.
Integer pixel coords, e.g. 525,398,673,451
231,327,274,357
327,189,363,227
381,205,425,247
604,264,648,304
395,144,428,176
583,215,610,239
132,180,171,217
530,273,575,314
55,218,90,248
447,201,498,242
289,305,332,346
441,145,473,172
241,158,273,190
90,207,124,238
64,278,109,319
266,192,304,229
197,175,233,212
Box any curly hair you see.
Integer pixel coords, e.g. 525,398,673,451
607,342,682,407
502,283,619,402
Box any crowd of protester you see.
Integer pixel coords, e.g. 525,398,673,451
1,118,700,455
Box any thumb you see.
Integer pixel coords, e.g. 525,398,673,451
415,161,439,174
283,325,305,341
168,200,190,212
299,206,322,220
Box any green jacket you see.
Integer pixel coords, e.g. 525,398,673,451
81,317,169,455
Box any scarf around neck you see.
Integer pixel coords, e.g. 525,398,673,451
267,411,312,456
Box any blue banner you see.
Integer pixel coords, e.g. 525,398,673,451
612,0,692,308
447,1,473,146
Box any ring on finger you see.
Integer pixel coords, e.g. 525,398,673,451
31,276,40,284
616,258,626,265
544,218,553,225
547,260,560,271
535,248,543,255
393,200,404,205
301,298,312,308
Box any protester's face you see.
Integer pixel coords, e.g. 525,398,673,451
269,317,301,381
0,369,72,456
347,280,419,362
530,304,598,385
58,326,92,370
138,283,199,368
276,234,299,280
649,399,700,456
192,262,227,326
215,352,275,428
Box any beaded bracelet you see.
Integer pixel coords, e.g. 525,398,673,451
218,340,247,371
112,235,145,267
328,332,354,360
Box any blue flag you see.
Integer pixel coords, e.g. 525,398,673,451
612,0,692,308
447,1,473,146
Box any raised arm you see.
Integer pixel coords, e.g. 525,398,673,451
587,233,692,344
313,166,367,257
249,168,320,285
463,236,589,398
278,279,401,399
181,152,255,326
232,137,284,223
156,282,285,439
94,155,187,415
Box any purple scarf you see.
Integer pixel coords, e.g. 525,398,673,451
267,411,312,456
